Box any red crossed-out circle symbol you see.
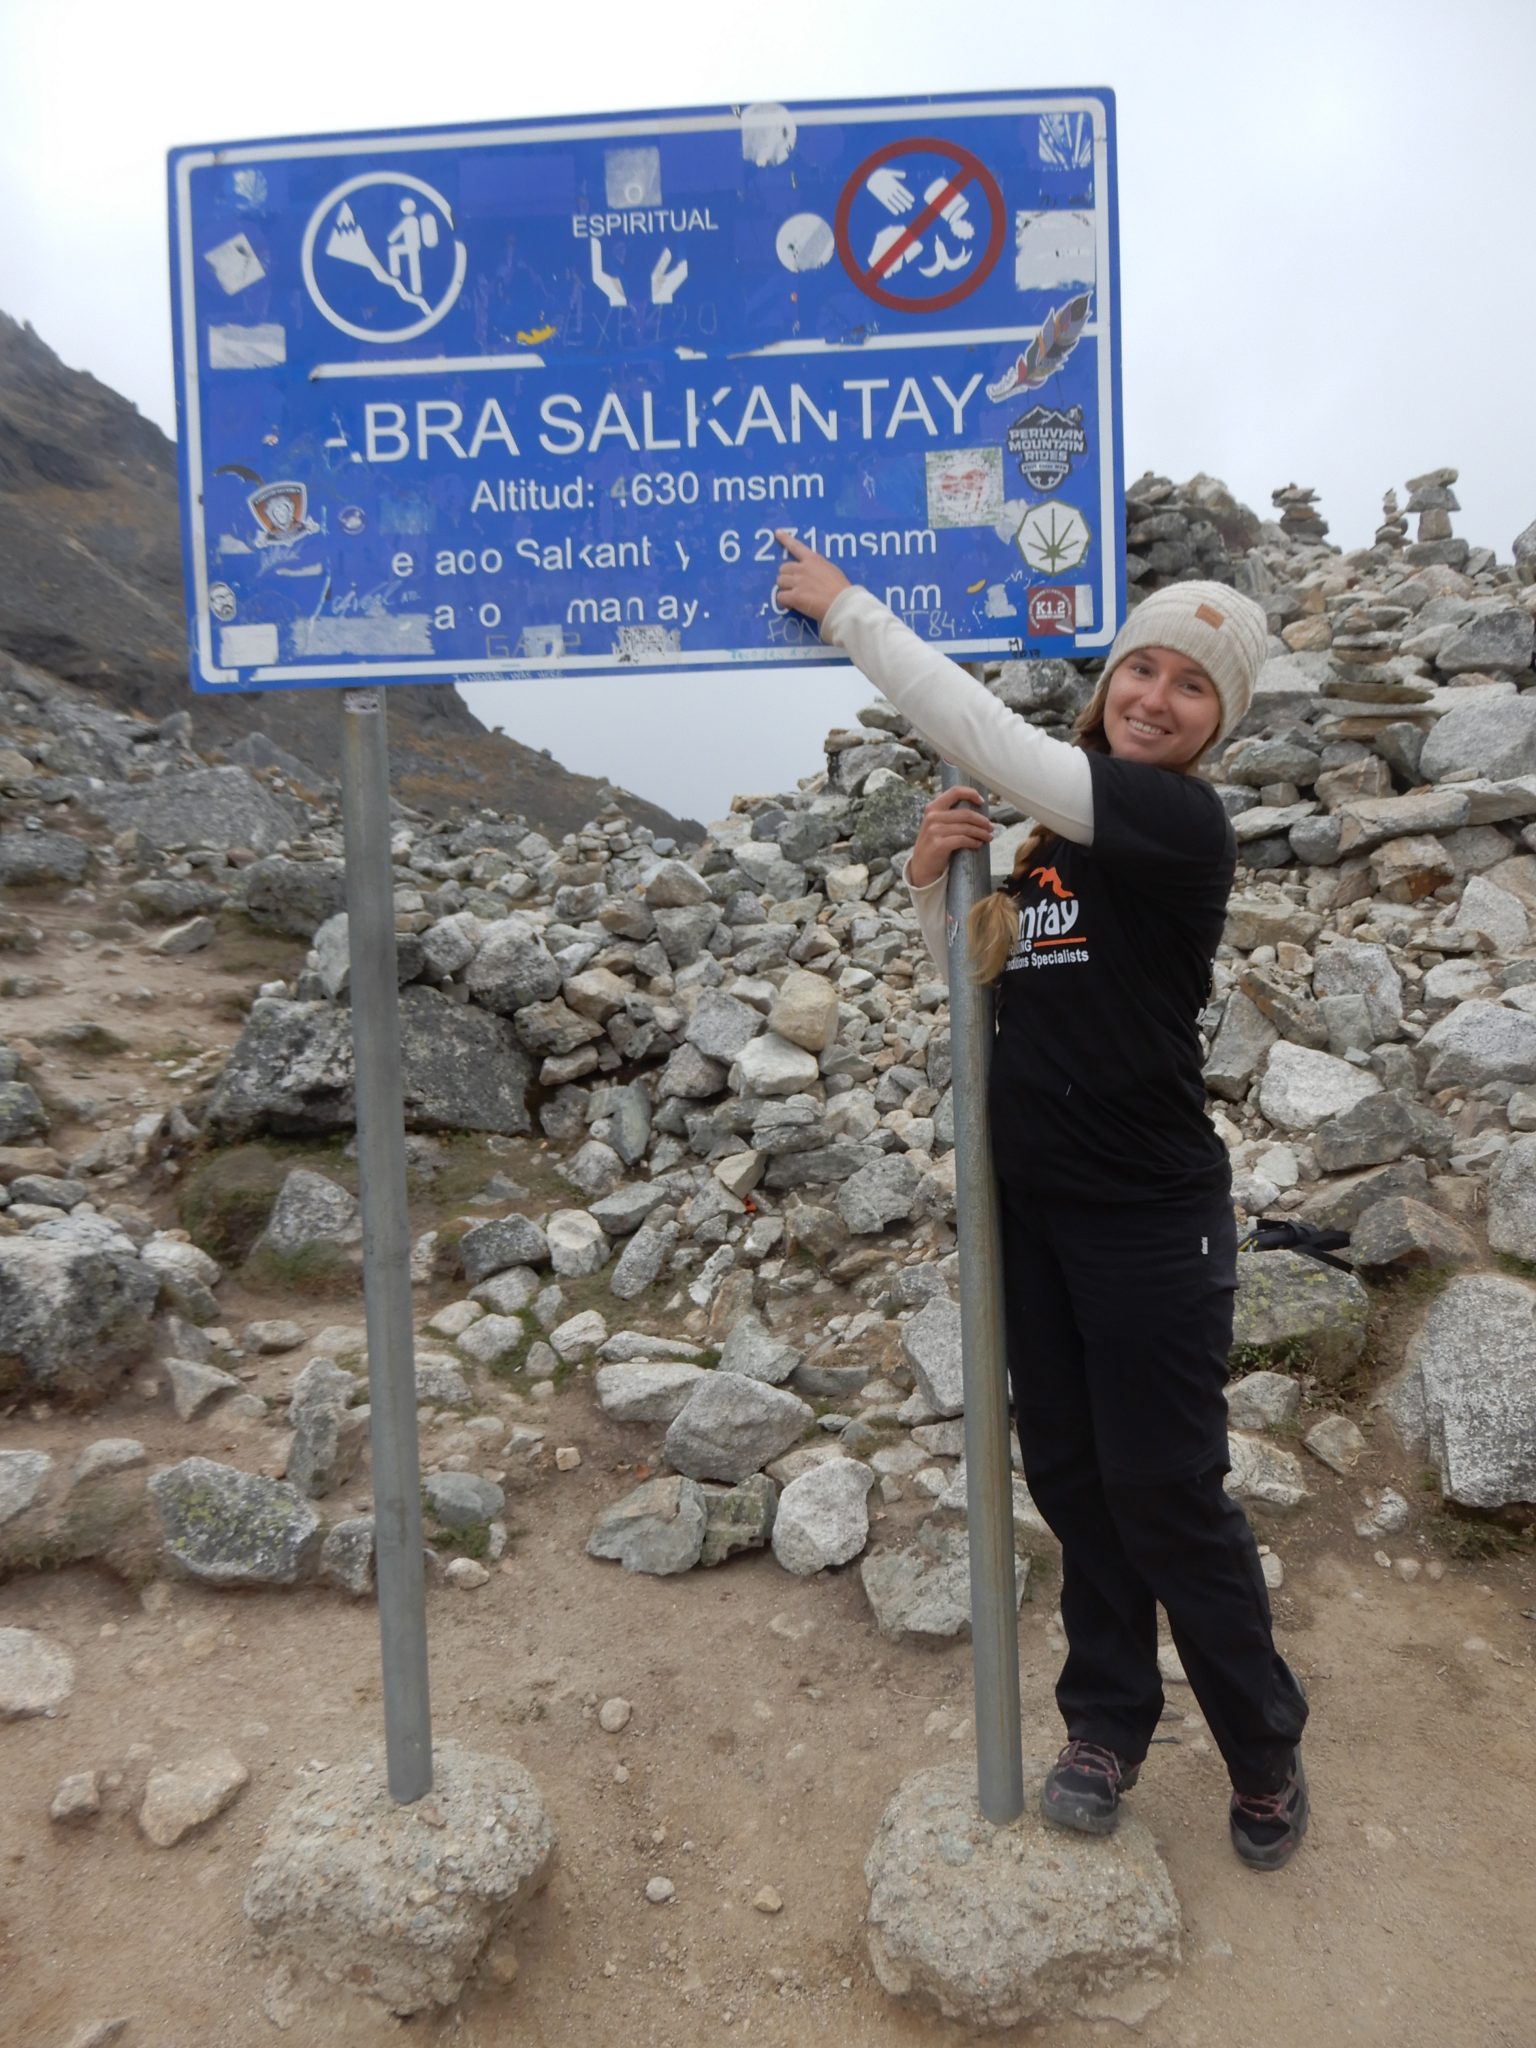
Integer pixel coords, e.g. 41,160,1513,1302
834,136,1006,315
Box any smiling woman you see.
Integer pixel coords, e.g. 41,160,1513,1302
774,532,1314,1871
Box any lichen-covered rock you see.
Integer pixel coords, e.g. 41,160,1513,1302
148,1459,322,1586
1231,1248,1369,1381
204,987,532,1141
585,1474,706,1574
240,854,348,938
0,1235,159,1400
1402,1275,1536,1508
697,1473,777,1566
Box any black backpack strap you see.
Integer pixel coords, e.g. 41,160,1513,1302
1237,1218,1354,1275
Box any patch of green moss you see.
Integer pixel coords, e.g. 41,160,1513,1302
244,1240,360,1300
178,1144,289,1263
429,1520,491,1560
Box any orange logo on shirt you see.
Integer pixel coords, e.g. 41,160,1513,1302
1029,865,1075,901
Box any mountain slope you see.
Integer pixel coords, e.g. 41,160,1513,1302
0,311,700,842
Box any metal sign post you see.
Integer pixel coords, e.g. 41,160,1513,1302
942,757,1024,1825
338,688,432,1802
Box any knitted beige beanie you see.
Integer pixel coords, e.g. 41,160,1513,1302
1103,581,1270,742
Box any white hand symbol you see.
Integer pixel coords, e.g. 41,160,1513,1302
867,167,916,215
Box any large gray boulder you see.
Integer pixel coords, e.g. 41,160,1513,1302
1311,941,1402,1038
862,1518,1030,1641
594,1360,710,1423
0,1234,158,1400
1421,694,1536,784
663,1373,812,1483
837,1155,923,1234
1420,1000,1536,1090
864,1761,1180,2030
1231,1248,1369,1381
1257,1043,1380,1131
82,765,306,854
1487,1135,1536,1262
1203,991,1278,1102
684,990,762,1062
1311,1091,1452,1175
0,829,92,886
1434,608,1535,677
243,1740,555,2016
253,1170,361,1257
149,1459,322,1585
1401,1275,1536,1507
240,856,347,938
0,1082,47,1144
585,1474,707,1574
770,1458,875,1575
901,1295,964,1417
463,917,562,1013
459,1215,550,1284
204,987,532,1139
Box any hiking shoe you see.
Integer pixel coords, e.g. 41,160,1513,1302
1229,1751,1309,1872
1040,1740,1140,1836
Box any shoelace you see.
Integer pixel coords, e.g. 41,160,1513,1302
1058,1739,1124,1786
1231,1783,1294,1822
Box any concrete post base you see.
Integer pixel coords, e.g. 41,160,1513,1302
864,1758,1181,2030
243,1741,555,2016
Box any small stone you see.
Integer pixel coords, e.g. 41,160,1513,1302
753,1885,784,1914
555,1446,582,1471
242,1319,305,1353
646,1875,675,1904
1303,1414,1367,1475
138,1745,250,1846
445,1557,490,1589
0,1627,75,1717
50,1770,102,1823
598,1697,632,1732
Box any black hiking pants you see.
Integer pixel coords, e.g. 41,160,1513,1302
999,1181,1309,1796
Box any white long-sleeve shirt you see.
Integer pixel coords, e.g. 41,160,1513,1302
820,587,1095,982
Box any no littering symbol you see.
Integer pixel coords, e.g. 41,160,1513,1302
834,136,1006,315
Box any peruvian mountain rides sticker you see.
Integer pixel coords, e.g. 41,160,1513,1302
167,91,1122,692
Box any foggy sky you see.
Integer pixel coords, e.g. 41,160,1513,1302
3,0,1532,826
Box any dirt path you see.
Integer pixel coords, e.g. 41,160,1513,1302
5,876,1536,2046
5,1380,1536,2048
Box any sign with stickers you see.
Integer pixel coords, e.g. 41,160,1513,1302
168,91,1122,692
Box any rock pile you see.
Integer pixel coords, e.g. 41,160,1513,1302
3,468,1536,1623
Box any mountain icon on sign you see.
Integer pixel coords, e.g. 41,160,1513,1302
324,203,432,315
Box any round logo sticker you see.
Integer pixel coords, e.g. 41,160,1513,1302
301,172,467,344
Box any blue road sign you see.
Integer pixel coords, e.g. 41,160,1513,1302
168,92,1121,692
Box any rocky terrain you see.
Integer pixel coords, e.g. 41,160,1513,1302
3,459,1536,2046
0,311,700,843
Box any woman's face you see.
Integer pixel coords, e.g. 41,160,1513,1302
1102,645,1221,769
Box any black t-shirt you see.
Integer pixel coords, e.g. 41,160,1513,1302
988,750,1235,1204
